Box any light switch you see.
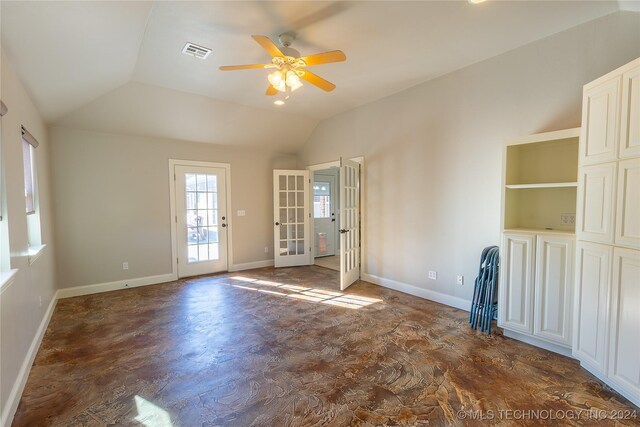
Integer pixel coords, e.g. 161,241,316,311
237,210,246,216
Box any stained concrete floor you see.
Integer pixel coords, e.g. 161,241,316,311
12,266,639,426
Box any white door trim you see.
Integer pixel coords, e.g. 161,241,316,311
169,159,233,278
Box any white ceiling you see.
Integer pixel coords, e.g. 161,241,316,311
0,1,629,150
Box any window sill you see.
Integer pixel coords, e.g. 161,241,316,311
28,244,46,265
0,269,18,293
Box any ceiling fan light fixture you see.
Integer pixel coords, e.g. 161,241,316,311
285,71,303,91
267,70,286,92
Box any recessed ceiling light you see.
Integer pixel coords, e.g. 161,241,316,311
468,0,486,3
182,42,211,59
274,100,285,106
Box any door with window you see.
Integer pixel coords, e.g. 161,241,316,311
273,170,310,268
313,173,337,257
175,165,228,277
340,159,360,290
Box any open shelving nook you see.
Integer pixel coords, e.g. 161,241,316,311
502,128,580,233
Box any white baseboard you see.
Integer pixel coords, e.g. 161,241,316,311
57,273,176,299
361,272,471,312
229,259,274,272
1,291,58,427
502,329,573,358
577,359,640,409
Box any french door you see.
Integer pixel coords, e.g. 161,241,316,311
175,165,228,277
340,159,360,290
273,170,310,267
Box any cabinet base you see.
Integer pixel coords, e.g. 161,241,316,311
576,358,640,409
503,329,572,358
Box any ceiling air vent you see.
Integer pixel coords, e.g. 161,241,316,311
182,42,212,59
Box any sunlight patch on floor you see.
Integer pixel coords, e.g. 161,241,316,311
228,276,382,309
134,395,173,427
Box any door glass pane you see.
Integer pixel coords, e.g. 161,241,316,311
185,173,221,263
313,181,330,218
288,175,295,190
288,192,295,207
279,175,286,191
279,192,287,207
297,175,304,190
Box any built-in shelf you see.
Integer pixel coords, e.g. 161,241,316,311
505,182,578,189
504,227,576,235
503,128,580,232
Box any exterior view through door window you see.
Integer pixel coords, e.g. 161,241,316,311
185,174,219,263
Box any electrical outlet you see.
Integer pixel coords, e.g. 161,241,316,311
428,270,437,280
456,275,464,285
122,262,129,270
560,213,575,226
264,246,269,253
238,210,246,216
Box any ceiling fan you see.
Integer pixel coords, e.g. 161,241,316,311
219,34,346,100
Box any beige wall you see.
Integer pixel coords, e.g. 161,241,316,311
298,11,640,303
50,127,296,289
0,50,57,421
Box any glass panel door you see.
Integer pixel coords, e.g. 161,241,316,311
175,165,228,277
273,170,310,267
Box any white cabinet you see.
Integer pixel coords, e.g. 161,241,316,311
607,247,640,399
615,158,640,249
575,57,640,408
619,64,640,159
576,162,616,244
573,242,612,373
499,231,574,350
499,233,535,334
534,235,573,346
580,76,621,165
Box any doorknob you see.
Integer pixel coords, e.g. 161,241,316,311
221,223,227,228
339,229,349,234
275,222,280,226
222,216,226,220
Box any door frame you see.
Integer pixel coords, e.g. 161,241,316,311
307,157,364,268
169,159,233,277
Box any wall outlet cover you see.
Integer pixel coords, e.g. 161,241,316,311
428,271,437,280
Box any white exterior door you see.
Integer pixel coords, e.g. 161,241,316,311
339,159,360,290
573,241,612,373
273,170,310,268
498,233,535,334
175,165,228,278
533,234,573,346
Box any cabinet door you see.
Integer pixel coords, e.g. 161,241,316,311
498,233,535,334
615,159,640,249
533,235,574,346
573,242,612,373
619,64,640,159
576,162,617,244
580,77,621,165
608,247,640,398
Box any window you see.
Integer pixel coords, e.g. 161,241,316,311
313,181,331,218
23,139,35,214
21,126,42,252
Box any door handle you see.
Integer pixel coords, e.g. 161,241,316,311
275,222,280,226
339,229,349,234
221,223,227,228
331,219,336,222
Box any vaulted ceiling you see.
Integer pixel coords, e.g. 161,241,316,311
0,1,632,152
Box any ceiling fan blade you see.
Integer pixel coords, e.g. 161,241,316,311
266,85,278,96
300,50,346,66
300,70,336,92
219,64,271,71
252,35,284,57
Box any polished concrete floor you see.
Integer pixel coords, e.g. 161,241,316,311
314,255,340,271
13,267,639,426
